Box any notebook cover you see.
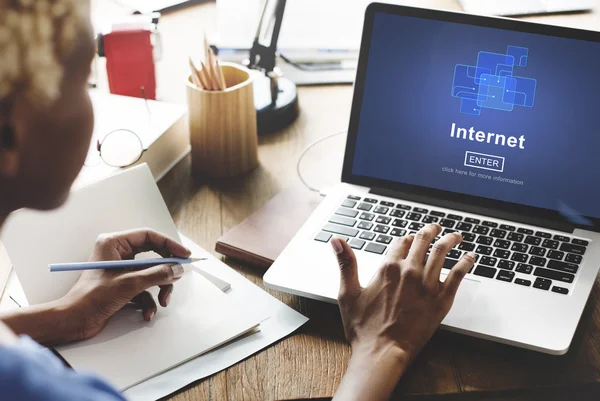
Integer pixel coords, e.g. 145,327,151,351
215,186,323,269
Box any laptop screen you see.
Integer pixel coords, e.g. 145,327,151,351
347,7,600,226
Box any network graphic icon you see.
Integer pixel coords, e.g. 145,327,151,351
452,46,537,116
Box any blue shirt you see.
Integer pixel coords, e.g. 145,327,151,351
0,336,125,401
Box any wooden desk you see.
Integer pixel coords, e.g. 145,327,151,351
57,1,600,399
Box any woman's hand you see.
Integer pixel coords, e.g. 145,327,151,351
332,224,476,401
0,228,191,346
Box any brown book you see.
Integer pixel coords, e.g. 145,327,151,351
216,186,323,269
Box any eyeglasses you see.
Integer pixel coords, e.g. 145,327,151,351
84,129,145,168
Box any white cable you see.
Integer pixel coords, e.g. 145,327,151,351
296,130,346,194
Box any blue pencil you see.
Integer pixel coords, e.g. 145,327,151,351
49,257,206,272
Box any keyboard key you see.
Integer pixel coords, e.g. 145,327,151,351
358,221,373,230
482,221,498,228
490,229,507,239
448,249,462,259
547,250,564,260
542,239,559,250
565,254,582,264
552,286,569,295
376,235,393,244
442,229,457,236
511,252,528,262
396,204,411,210
529,256,547,267
465,217,480,224
511,243,528,253
554,235,570,242
559,243,587,256
476,236,493,245
380,201,395,207
533,278,552,291
474,265,497,278
392,219,408,228
359,213,375,221
462,233,476,242
507,232,524,242
499,224,516,231
323,224,359,237
409,222,425,231
496,270,515,283
515,278,532,287
422,215,439,223
390,209,405,218
529,246,546,257
480,256,497,267
524,236,542,246
430,211,445,217
406,213,422,221
493,249,510,259
547,260,579,274
329,215,357,227
376,216,391,224
341,199,357,208
336,207,358,218
517,228,534,235
374,206,389,215
534,267,574,283
314,232,332,243
349,238,366,250
332,235,350,242
473,226,489,235
374,225,390,234
357,203,373,211
359,231,376,241
364,198,378,204
494,239,510,249
498,260,515,270
414,207,428,214
516,263,533,274
476,245,493,255
447,214,463,221
347,195,361,200
535,231,552,239
572,239,589,246
442,258,459,269
439,219,456,228
390,228,406,237
458,242,476,251
365,242,386,254
456,222,473,231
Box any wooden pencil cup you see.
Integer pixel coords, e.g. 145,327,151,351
186,62,259,178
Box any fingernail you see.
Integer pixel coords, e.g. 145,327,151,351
467,252,477,259
330,238,344,254
165,291,172,306
149,311,155,321
171,264,184,279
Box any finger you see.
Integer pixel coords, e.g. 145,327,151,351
442,252,477,299
331,237,361,301
407,224,442,264
123,263,184,294
158,284,174,307
423,232,463,286
131,291,158,322
385,235,414,263
111,228,191,259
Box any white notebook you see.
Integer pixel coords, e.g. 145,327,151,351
1,164,267,390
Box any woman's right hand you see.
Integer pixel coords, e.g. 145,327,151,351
331,223,476,401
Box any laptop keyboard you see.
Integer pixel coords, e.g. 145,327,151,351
314,195,591,296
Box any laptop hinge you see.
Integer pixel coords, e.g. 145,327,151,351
370,187,576,233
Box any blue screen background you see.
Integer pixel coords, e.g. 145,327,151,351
352,12,600,220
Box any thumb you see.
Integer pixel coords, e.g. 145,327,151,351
123,263,185,294
331,237,361,301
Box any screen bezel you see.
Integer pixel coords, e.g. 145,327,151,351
342,2,600,231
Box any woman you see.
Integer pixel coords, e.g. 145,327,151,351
0,1,476,400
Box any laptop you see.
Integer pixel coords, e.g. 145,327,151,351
264,3,600,355
459,0,595,17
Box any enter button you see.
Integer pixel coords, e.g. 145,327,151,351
464,151,505,173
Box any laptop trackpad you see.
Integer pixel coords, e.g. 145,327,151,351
443,277,480,325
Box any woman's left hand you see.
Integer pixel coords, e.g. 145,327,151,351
61,228,191,341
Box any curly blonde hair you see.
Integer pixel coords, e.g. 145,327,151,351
0,0,90,106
